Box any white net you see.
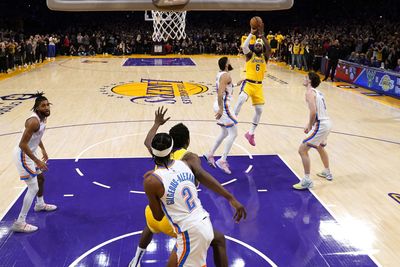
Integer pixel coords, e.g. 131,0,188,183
151,10,187,42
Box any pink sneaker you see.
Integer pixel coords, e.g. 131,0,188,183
12,221,38,233
245,132,256,146
203,154,216,168
216,159,232,174
34,203,58,212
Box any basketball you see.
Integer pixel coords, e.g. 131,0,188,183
250,16,263,30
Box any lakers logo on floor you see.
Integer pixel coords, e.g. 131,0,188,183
388,193,400,205
0,93,37,116
101,79,208,105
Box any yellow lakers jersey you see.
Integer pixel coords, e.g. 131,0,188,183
171,148,188,160
293,44,301,54
276,34,284,43
245,53,267,82
267,34,274,44
300,45,305,55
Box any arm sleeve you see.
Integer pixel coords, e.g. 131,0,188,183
242,33,253,54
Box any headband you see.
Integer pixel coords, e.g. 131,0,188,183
151,139,174,157
255,38,264,46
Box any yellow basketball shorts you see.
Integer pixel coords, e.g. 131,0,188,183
145,205,176,238
241,81,265,105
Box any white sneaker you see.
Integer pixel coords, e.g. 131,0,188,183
317,172,333,181
215,158,232,174
12,221,38,233
34,203,58,212
293,178,313,190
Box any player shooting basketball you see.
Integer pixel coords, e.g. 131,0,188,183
234,16,271,146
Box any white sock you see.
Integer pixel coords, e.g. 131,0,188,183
37,196,44,205
17,177,39,223
130,247,146,267
249,105,263,135
324,168,331,174
249,124,257,135
221,126,238,161
304,174,310,180
210,127,228,155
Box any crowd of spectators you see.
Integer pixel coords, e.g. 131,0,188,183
1,3,400,74
267,20,400,73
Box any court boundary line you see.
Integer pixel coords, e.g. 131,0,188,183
67,231,277,267
1,155,381,266
0,186,26,221
276,154,382,267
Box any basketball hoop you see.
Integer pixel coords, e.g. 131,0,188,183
150,10,187,42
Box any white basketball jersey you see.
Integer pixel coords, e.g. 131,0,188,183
154,160,209,233
313,89,329,121
215,71,234,109
18,113,46,152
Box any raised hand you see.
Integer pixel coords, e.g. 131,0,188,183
154,106,171,126
258,22,265,36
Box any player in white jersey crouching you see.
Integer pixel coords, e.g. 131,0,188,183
12,93,57,233
293,72,333,190
144,133,246,266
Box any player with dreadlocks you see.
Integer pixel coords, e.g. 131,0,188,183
129,107,245,267
11,92,57,233
143,131,246,266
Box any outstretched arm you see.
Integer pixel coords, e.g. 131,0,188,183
144,106,171,154
183,152,247,222
242,28,258,61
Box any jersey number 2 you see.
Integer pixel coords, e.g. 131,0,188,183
182,187,196,212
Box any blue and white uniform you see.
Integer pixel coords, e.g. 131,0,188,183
214,71,238,128
303,89,332,147
13,113,46,180
153,160,214,267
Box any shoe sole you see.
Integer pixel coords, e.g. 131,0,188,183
13,228,38,233
34,206,58,212
293,182,313,190
317,173,333,181
12,225,38,233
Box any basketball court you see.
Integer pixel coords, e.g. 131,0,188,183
0,0,400,266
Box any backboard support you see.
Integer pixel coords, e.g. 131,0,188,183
47,0,294,11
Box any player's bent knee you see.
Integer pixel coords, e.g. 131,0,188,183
298,144,308,155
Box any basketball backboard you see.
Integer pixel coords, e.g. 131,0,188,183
47,0,294,11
